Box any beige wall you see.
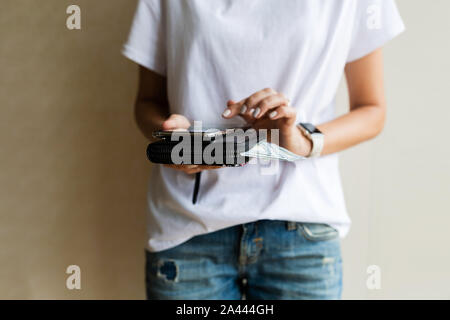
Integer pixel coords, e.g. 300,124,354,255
339,0,450,299
1,0,146,299
1,0,449,299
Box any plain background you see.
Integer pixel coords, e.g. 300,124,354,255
1,0,449,299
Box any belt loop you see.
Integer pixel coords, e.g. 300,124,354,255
286,221,297,231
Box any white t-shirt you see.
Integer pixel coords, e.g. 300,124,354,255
123,0,405,252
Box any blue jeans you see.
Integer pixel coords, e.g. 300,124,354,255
145,220,342,300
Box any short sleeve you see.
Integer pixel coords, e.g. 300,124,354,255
346,0,405,63
122,0,166,75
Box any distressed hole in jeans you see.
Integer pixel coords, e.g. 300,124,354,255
322,257,335,265
157,260,178,282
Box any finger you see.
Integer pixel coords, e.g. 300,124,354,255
222,98,253,124
164,164,199,172
164,164,223,174
238,102,256,124
222,98,246,119
162,114,191,130
252,93,290,119
222,88,276,119
225,99,245,118
268,105,297,122
188,165,223,173
185,168,203,174
243,88,277,118
202,165,223,170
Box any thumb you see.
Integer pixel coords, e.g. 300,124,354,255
162,114,191,130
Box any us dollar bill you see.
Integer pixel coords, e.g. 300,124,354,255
240,140,305,162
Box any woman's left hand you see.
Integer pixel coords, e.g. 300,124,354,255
222,88,312,157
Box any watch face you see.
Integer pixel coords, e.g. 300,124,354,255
301,123,322,134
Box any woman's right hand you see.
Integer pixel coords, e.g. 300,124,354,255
161,114,222,174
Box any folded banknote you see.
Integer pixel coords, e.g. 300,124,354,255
240,139,305,162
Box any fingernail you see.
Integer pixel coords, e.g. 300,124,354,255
222,109,232,117
269,111,278,118
240,105,247,114
253,107,261,118
249,108,255,116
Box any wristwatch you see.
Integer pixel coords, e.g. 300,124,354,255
297,123,324,158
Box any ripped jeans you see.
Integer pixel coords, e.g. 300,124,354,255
145,220,342,300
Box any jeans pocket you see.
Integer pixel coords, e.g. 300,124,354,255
297,223,339,242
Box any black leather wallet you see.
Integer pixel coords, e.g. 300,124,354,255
146,128,258,205
146,130,257,167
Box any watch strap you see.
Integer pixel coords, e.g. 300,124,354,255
308,133,324,158
298,123,324,158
